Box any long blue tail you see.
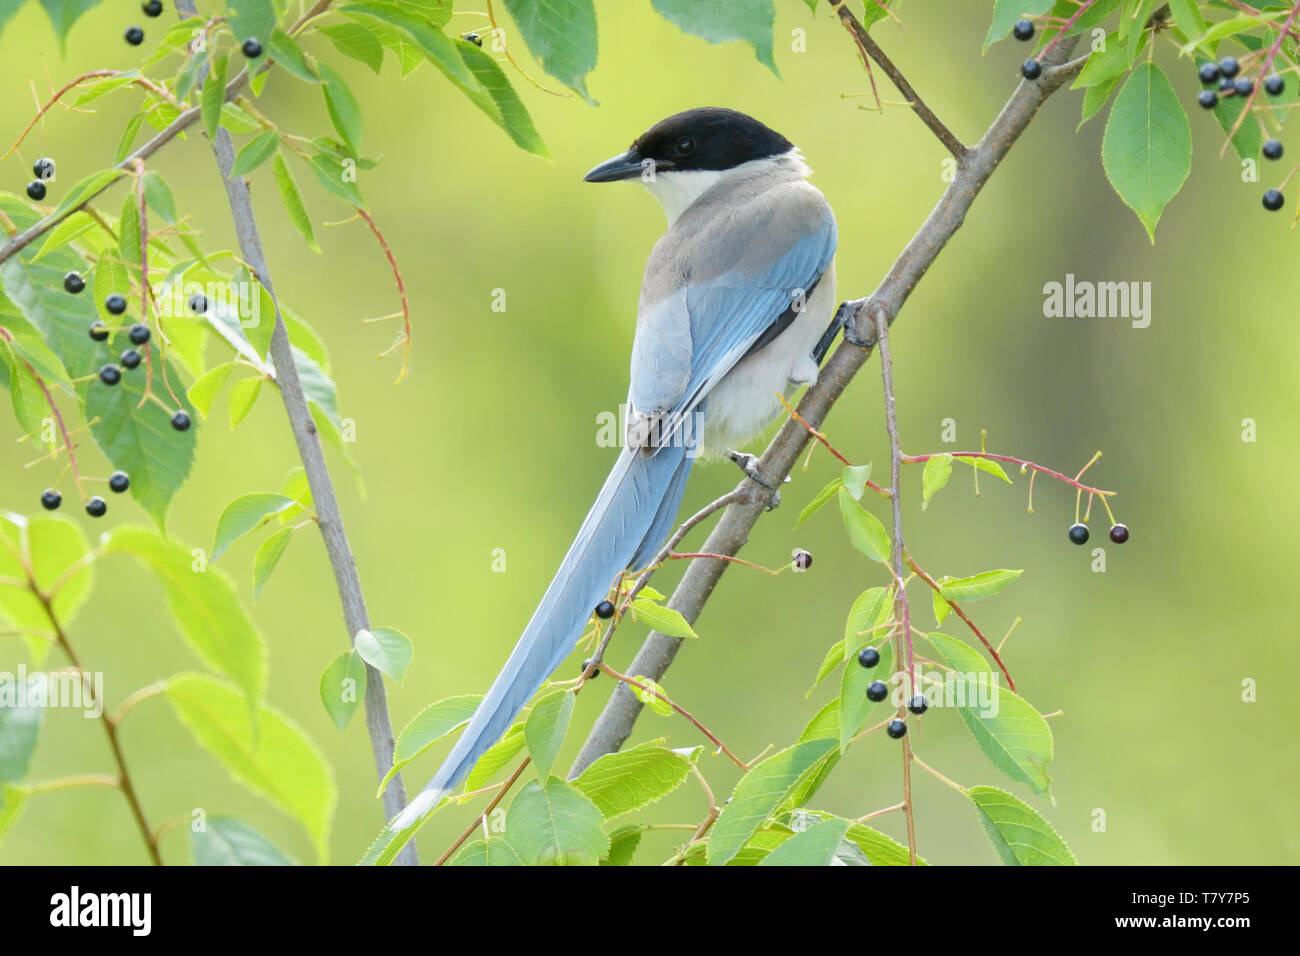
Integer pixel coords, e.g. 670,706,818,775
399,438,695,819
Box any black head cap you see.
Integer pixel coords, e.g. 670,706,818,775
584,107,793,182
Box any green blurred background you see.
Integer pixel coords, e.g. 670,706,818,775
2,0,1297,866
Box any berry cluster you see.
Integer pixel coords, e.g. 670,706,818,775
25,157,54,202
41,470,130,518
1195,57,1289,212
1068,522,1129,545
855,646,922,741
1013,19,1044,80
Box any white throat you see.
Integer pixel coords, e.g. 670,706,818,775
640,150,811,226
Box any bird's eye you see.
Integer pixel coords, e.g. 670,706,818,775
673,135,695,157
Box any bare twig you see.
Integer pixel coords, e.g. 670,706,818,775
569,38,1086,777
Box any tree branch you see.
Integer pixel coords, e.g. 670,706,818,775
173,0,415,864
569,38,1085,777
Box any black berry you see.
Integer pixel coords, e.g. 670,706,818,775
41,489,62,511
109,471,130,493
142,0,163,16
1265,74,1285,96
1218,77,1236,94
1021,58,1042,80
1219,56,1240,79
242,38,263,58
1068,522,1090,545
1108,523,1129,544
170,410,192,431
1198,90,1218,109
99,364,121,386
63,271,85,293
580,659,598,678
594,599,615,619
1263,188,1285,211
908,695,929,715
128,323,151,345
188,293,208,314
1198,62,1221,85
857,646,880,669
866,680,888,703
124,26,144,45
1234,76,1254,96
793,549,812,570
463,32,483,46
25,180,46,201
105,293,127,315
85,496,107,518
88,321,109,342
33,157,55,179
1013,18,1034,41
886,719,907,739
120,348,142,370
1264,139,1284,160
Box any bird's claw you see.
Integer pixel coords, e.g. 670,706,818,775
728,451,787,510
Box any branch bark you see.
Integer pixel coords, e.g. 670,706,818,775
569,38,1085,778
173,0,416,864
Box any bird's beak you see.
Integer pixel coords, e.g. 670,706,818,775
583,148,648,183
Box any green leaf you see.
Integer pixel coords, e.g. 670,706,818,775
0,675,43,787
37,0,104,50
85,349,197,529
0,514,94,661
629,675,673,716
652,0,778,74
844,820,922,865
955,454,1013,483
306,152,365,206
572,740,690,817
464,718,527,792
319,650,366,731
795,476,842,526
0,785,30,848
630,597,698,638
503,0,598,102
758,816,851,866
272,152,319,252
1080,72,1121,128
318,62,363,155
187,362,234,417
320,22,384,74
926,633,1055,797
449,838,522,866
225,0,276,51
141,170,178,224
107,528,267,703
229,375,263,428
118,195,142,269
845,585,891,645
601,823,643,865
921,453,952,510
267,27,320,82
341,3,479,89
49,169,127,221
1212,76,1262,162
31,210,96,260
968,785,1077,865
504,778,609,865
251,526,292,598
1167,0,1205,38
117,111,146,163
842,462,872,501
839,636,893,750
230,129,281,178
1101,61,1192,240
192,816,298,865
938,568,1023,603
707,738,837,865
220,101,261,135
354,626,413,682
202,55,228,141
455,40,551,158
213,493,296,561
167,673,335,861
984,0,1054,51
380,694,482,792
524,690,574,780
837,487,890,563
933,586,950,625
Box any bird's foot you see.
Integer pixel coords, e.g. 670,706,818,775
728,451,787,510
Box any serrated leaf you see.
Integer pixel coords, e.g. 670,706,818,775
354,626,413,682
572,740,690,817
707,738,837,865
141,169,178,224
652,0,778,74
167,673,335,861
938,568,1023,603
192,816,298,865
630,597,698,639
955,455,1013,483
838,487,891,563
107,527,267,703
455,40,551,158
449,838,522,866
1101,61,1192,240
464,718,527,792
320,22,384,74
49,169,126,221
629,675,673,716
601,823,642,865
504,778,609,865
795,476,842,527
267,27,319,82
758,816,851,866
252,526,293,598
318,62,362,155
230,129,280,178
503,0,598,102
379,694,482,793
212,493,295,561
272,152,319,252
842,462,872,501
921,453,953,510
524,690,574,780
306,152,364,206
968,785,1077,865
319,650,366,731
0,514,94,662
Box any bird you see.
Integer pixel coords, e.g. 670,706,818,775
389,107,839,841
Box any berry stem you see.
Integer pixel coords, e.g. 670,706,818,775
903,450,1116,498
1220,0,1300,157
355,207,412,384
